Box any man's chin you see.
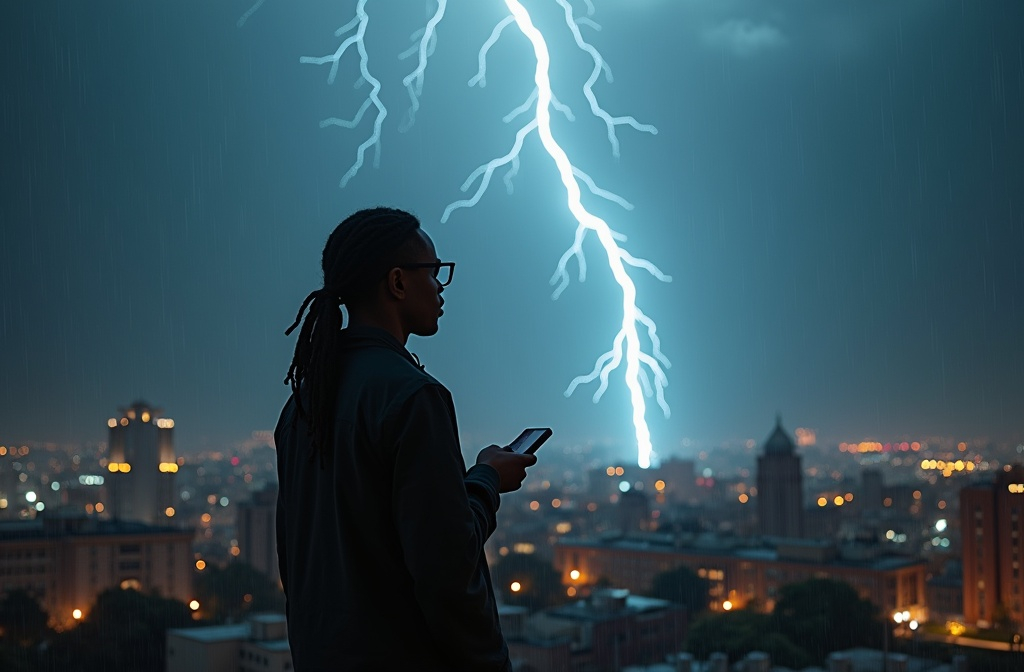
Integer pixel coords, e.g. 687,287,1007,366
412,323,440,338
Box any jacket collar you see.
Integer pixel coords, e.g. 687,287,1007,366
340,326,425,370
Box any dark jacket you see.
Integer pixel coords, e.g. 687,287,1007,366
275,326,510,671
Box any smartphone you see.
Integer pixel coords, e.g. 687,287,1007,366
508,427,552,455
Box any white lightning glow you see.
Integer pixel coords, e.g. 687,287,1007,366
298,0,386,188
398,0,446,131
242,0,672,468
553,0,657,157
501,0,670,468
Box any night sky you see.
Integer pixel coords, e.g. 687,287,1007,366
1,1,1022,462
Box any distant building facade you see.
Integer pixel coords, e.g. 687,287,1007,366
555,536,926,618
504,589,686,672
237,484,280,586
960,463,1024,628
755,416,804,539
106,400,178,524
0,515,194,629
861,468,885,512
167,613,292,672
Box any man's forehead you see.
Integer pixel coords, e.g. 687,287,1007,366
415,230,438,258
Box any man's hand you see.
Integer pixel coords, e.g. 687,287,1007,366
475,445,537,493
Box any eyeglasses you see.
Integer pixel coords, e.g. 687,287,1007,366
396,261,455,287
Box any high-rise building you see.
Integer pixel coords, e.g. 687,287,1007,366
617,489,650,536
755,416,803,539
106,400,178,524
237,484,279,586
960,463,1024,628
861,468,884,512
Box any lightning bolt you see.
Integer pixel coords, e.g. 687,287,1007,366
241,0,672,468
443,0,670,468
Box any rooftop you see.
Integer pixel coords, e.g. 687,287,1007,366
0,516,190,542
168,624,250,643
561,536,926,572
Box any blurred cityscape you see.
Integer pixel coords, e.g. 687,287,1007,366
2,400,1024,671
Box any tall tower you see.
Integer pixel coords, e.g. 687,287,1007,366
861,468,885,512
960,463,1024,628
238,484,280,586
106,400,178,524
755,416,804,539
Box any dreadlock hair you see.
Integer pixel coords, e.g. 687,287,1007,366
283,207,422,466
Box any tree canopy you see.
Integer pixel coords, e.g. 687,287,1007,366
648,565,711,615
490,553,566,612
0,590,50,647
194,560,285,623
684,577,885,667
41,587,193,672
772,577,882,661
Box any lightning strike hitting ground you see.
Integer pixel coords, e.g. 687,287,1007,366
242,1,671,468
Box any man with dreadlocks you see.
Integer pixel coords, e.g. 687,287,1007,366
275,207,536,671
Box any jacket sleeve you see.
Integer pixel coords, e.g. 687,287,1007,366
273,400,294,598
388,384,509,670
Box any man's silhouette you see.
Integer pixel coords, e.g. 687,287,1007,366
275,207,536,671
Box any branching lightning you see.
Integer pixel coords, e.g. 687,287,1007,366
297,0,386,188
241,0,672,468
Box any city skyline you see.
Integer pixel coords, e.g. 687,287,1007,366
1,1,1022,461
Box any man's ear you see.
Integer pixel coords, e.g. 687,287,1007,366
385,267,406,300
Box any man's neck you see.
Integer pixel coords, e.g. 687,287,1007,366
347,310,408,346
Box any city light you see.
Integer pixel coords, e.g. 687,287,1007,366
569,569,580,580
165,507,175,517
72,608,82,620
195,560,207,571
25,491,36,503
189,600,200,611
510,581,521,593
723,601,733,611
